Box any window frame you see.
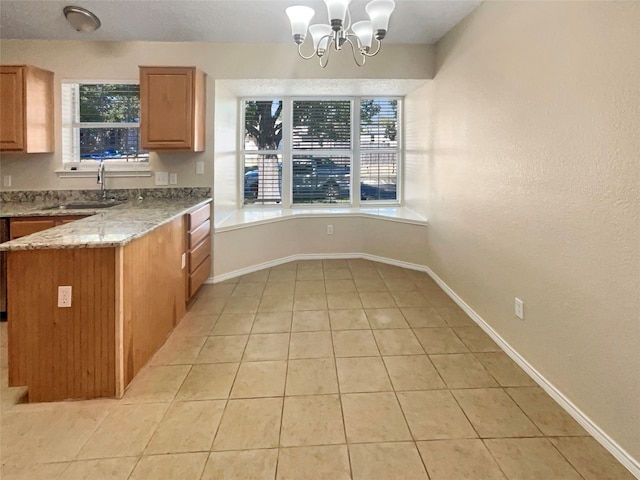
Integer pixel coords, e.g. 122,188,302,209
240,96,402,209
61,79,149,171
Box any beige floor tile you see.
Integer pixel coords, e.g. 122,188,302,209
453,388,542,438
239,270,269,283
453,326,501,352
223,296,261,314
416,439,507,480
293,293,328,311
286,358,339,395
129,452,208,480
324,268,352,280
295,280,326,294
291,310,330,331
435,306,475,326
77,403,169,459
430,353,498,388
391,291,430,308
230,361,287,398
263,281,295,296
336,356,392,393
332,330,380,357
413,327,469,354
61,457,139,480
423,291,459,308
397,391,477,440
188,296,226,315
1,402,113,464
252,312,292,333
145,400,225,454
122,365,190,403
549,437,637,480
354,277,388,292
259,295,294,313
383,355,445,391
475,352,537,387
325,279,357,293
341,392,411,442
202,449,278,480
401,307,448,328
171,314,217,336
212,398,283,450
175,363,239,400
485,438,583,480
269,269,297,283
281,395,345,446
366,308,410,328
207,283,236,297
349,442,429,480
150,335,206,365
212,313,255,335
195,335,248,363
359,292,397,309
296,269,325,281
0,461,70,480
329,309,370,330
383,277,419,292
506,387,587,436
373,329,424,355
277,445,351,480
243,333,290,361
289,331,333,359
376,264,410,278
327,292,363,309
232,282,266,297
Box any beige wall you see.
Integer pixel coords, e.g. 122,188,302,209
0,39,433,192
427,0,639,461
404,82,431,217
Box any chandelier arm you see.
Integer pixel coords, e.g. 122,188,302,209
297,43,317,60
345,37,366,67
362,39,383,57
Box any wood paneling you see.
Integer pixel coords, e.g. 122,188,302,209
7,248,116,402
121,216,186,386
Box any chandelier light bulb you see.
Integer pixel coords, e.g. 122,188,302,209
309,24,333,53
285,5,315,44
351,20,373,50
365,0,395,39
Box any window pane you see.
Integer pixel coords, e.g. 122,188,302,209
79,84,140,123
360,99,398,150
292,155,351,204
292,100,351,150
79,127,148,161
244,154,282,205
360,152,397,201
244,100,283,151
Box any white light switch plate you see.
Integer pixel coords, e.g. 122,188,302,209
155,171,169,185
3,175,12,188
196,161,204,175
169,173,178,185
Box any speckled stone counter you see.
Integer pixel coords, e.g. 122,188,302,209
0,188,211,251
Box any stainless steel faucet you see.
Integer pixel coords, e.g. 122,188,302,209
97,160,107,200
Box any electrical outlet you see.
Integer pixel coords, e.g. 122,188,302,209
327,224,334,235
169,173,178,185
155,171,169,186
515,297,524,320
58,286,72,308
196,161,205,175
3,175,11,188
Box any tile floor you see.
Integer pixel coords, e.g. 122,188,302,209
0,259,635,479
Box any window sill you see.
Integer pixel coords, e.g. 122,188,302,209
215,206,427,232
55,164,152,178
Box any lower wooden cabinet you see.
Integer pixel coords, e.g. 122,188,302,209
9,215,88,240
186,202,212,299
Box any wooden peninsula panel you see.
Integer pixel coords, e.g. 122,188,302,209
8,248,116,402
7,215,187,402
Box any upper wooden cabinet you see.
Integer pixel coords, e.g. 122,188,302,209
139,66,206,152
0,65,54,153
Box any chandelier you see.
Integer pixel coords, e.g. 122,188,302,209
285,0,395,68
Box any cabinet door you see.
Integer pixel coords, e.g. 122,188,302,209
140,67,196,150
9,219,56,240
0,66,25,151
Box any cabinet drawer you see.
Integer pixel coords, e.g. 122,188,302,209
188,203,210,231
189,255,211,297
10,219,56,239
189,235,211,274
189,219,210,250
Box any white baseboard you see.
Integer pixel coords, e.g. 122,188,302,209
208,253,639,478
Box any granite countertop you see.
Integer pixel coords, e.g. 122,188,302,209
0,196,212,251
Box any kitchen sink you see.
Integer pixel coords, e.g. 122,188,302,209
43,201,123,210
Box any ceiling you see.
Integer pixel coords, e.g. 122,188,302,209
0,0,481,44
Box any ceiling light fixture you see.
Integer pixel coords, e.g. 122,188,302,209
63,6,101,33
286,0,395,68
